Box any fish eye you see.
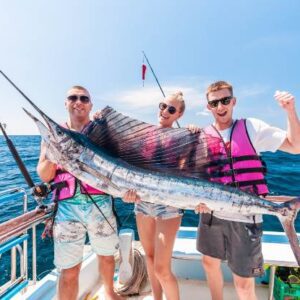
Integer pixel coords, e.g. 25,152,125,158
56,127,64,136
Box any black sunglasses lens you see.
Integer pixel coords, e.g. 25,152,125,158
159,103,167,110
80,96,90,103
168,106,176,114
208,100,218,108
221,97,231,105
67,95,78,101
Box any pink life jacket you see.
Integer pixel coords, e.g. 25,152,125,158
52,167,106,201
52,121,106,201
204,119,268,196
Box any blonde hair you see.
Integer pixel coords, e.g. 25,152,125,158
206,81,233,100
166,91,185,113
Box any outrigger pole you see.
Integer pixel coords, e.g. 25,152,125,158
142,51,180,128
142,51,166,98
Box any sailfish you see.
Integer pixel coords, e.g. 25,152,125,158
22,103,300,266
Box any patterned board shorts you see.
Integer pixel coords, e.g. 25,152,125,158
134,201,183,220
53,196,119,269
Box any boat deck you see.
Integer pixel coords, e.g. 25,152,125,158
15,266,269,300
88,279,269,300
14,241,270,300
11,227,299,300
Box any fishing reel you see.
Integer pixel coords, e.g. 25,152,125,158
31,181,67,208
31,182,52,198
31,182,53,208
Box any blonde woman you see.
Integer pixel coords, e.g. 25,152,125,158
123,92,186,300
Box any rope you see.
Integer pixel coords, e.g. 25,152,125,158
116,248,148,296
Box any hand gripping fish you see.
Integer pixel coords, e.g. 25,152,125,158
23,102,300,265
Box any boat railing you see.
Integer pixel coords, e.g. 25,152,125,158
0,187,53,299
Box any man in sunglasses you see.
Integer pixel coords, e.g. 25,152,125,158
195,81,300,300
37,86,121,300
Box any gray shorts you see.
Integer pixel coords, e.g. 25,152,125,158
134,201,183,220
197,213,264,278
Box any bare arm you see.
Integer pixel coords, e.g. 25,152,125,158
275,91,300,154
36,142,57,182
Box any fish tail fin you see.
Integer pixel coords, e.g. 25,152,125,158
278,197,300,266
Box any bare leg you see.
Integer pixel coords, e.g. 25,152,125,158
98,255,124,300
154,216,181,300
233,274,257,300
136,214,163,300
58,263,81,300
202,255,224,300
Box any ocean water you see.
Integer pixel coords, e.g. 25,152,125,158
0,135,300,284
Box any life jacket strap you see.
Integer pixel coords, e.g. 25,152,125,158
208,211,214,226
50,181,68,191
210,167,267,178
227,179,267,188
206,155,264,167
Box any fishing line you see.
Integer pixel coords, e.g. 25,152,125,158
142,51,180,128
78,180,117,234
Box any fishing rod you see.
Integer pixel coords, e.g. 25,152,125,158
0,122,51,206
142,51,180,128
0,123,35,188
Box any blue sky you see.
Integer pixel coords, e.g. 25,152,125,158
0,1,299,134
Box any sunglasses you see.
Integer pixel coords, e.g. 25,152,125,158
67,95,90,104
159,102,177,115
208,96,233,108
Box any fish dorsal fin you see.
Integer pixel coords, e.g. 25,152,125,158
86,106,219,179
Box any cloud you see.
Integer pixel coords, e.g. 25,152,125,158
108,86,164,108
100,77,211,111
236,84,270,99
245,33,299,50
196,108,210,116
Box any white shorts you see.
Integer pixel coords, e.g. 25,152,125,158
53,196,119,269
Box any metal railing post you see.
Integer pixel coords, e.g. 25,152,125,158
10,246,17,282
32,225,37,284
